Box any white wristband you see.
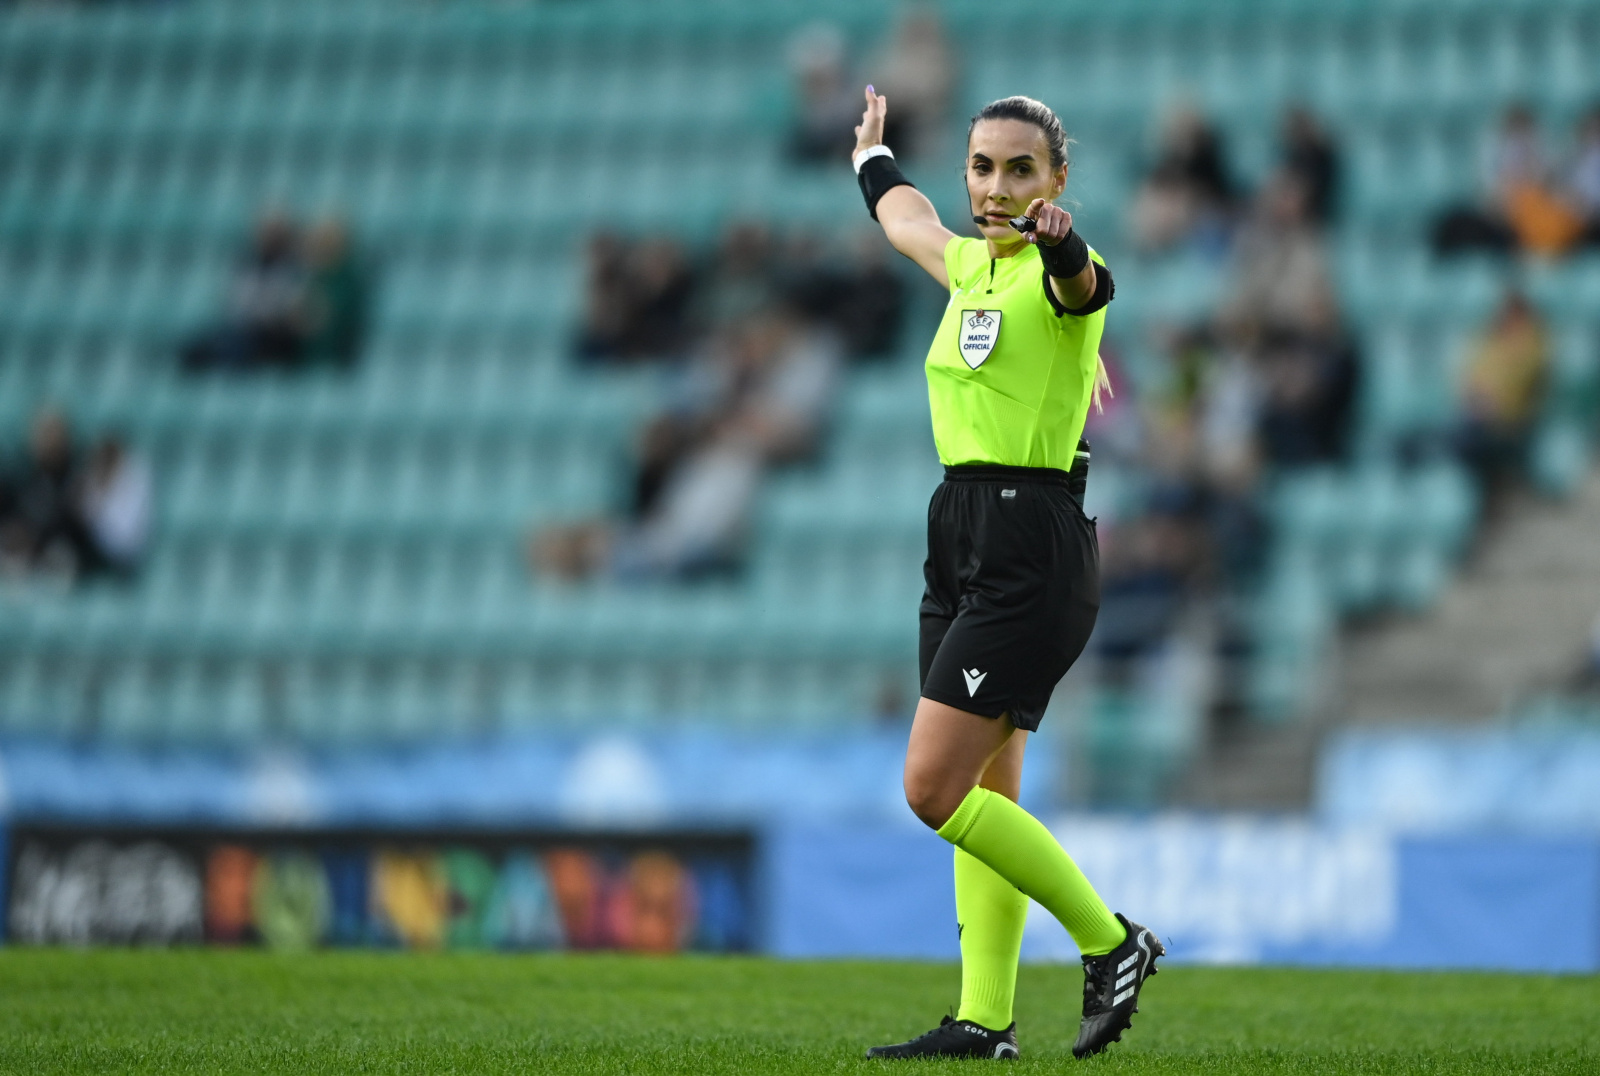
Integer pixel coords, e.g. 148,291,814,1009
852,144,894,174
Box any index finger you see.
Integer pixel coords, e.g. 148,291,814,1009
1024,198,1047,220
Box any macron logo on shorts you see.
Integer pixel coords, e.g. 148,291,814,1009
963,668,987,696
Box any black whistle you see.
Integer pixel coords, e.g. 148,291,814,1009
1007,216,1037,233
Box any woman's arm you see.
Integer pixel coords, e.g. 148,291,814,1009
1022,198,1098,311
855,88,955,289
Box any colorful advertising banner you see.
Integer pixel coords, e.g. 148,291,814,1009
3,825,753,954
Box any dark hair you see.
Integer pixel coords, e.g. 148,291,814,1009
968,96,1070,171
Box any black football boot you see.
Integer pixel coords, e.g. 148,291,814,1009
866,1015,1020,1060
1072,913,1164,1059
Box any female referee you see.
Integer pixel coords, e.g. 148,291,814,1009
853,89,1162,1061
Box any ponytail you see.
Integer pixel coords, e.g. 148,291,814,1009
1091,354,1113,414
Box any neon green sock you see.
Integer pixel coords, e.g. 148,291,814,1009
937,786,1126,957
954,848,1027,1029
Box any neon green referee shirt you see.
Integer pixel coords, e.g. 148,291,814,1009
926,236,1107,471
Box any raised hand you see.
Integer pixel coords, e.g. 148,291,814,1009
1022,198,1073,246
853,85,887,158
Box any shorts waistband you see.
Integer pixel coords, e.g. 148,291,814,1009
943,442,1090,505
942,463,1075,485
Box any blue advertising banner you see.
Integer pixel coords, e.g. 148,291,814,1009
1320,728,1600,831
764,824,956,960
765,817,1600,973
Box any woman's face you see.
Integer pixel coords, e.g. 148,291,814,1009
966,118,1067,249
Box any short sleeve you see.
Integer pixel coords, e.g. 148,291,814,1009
942,236,980,293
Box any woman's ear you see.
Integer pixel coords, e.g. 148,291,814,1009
1052,165,1068,200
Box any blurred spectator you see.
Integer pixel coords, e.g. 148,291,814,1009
785,229,906,359
1280,106,1340,226
0,413,152,584
630,308,836,519
1452,288,1549,501
299,220,370,369
76,434,152,578
1254,332,1359,468
182,211,371,373
535,309,841,582
786,24,861,166
1182,357,1273,586
550,220,905,580
1432,105,1540,257
1191,341,1257,473
865,5,955,162
181,211,306,373
1127,107,1236,254
1217,171,1339,346
1086,351,1270,696
1094,502,1202,675
697,221,783,330
0,409,93,580
576,234,632,359
1087,143,1358,675
1097,110,1359,724
1562,104,1600,248
1434,105,1587,258
576,233,697,364
576,222,906,367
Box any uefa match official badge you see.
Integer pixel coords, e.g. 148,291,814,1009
959,309,1001,369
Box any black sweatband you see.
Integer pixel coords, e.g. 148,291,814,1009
857,154,914,220
1043,260,1115,318
1037,227,1090,280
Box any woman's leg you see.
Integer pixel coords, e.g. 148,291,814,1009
954,732,1029,1029
905,697,1125,957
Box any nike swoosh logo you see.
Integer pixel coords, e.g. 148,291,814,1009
962,669,987,696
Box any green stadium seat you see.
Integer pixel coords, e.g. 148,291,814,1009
1388,540,1450,610
1530,418,1591,498
1412,460,1478,554
97,659,165,743
0,654,80,737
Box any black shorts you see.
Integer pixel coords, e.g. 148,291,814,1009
919,458,1099,732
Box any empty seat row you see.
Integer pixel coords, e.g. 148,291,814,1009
0,652,920,743
0,564,922,663
1274,462,1478,550
0,363,652,441
1269,461,1479,613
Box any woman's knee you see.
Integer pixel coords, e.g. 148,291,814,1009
902,767,964,830
902,697,1017,830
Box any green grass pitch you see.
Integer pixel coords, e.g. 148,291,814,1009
0,951,1595,1073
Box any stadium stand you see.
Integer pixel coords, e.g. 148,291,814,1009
0,0,1596,808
